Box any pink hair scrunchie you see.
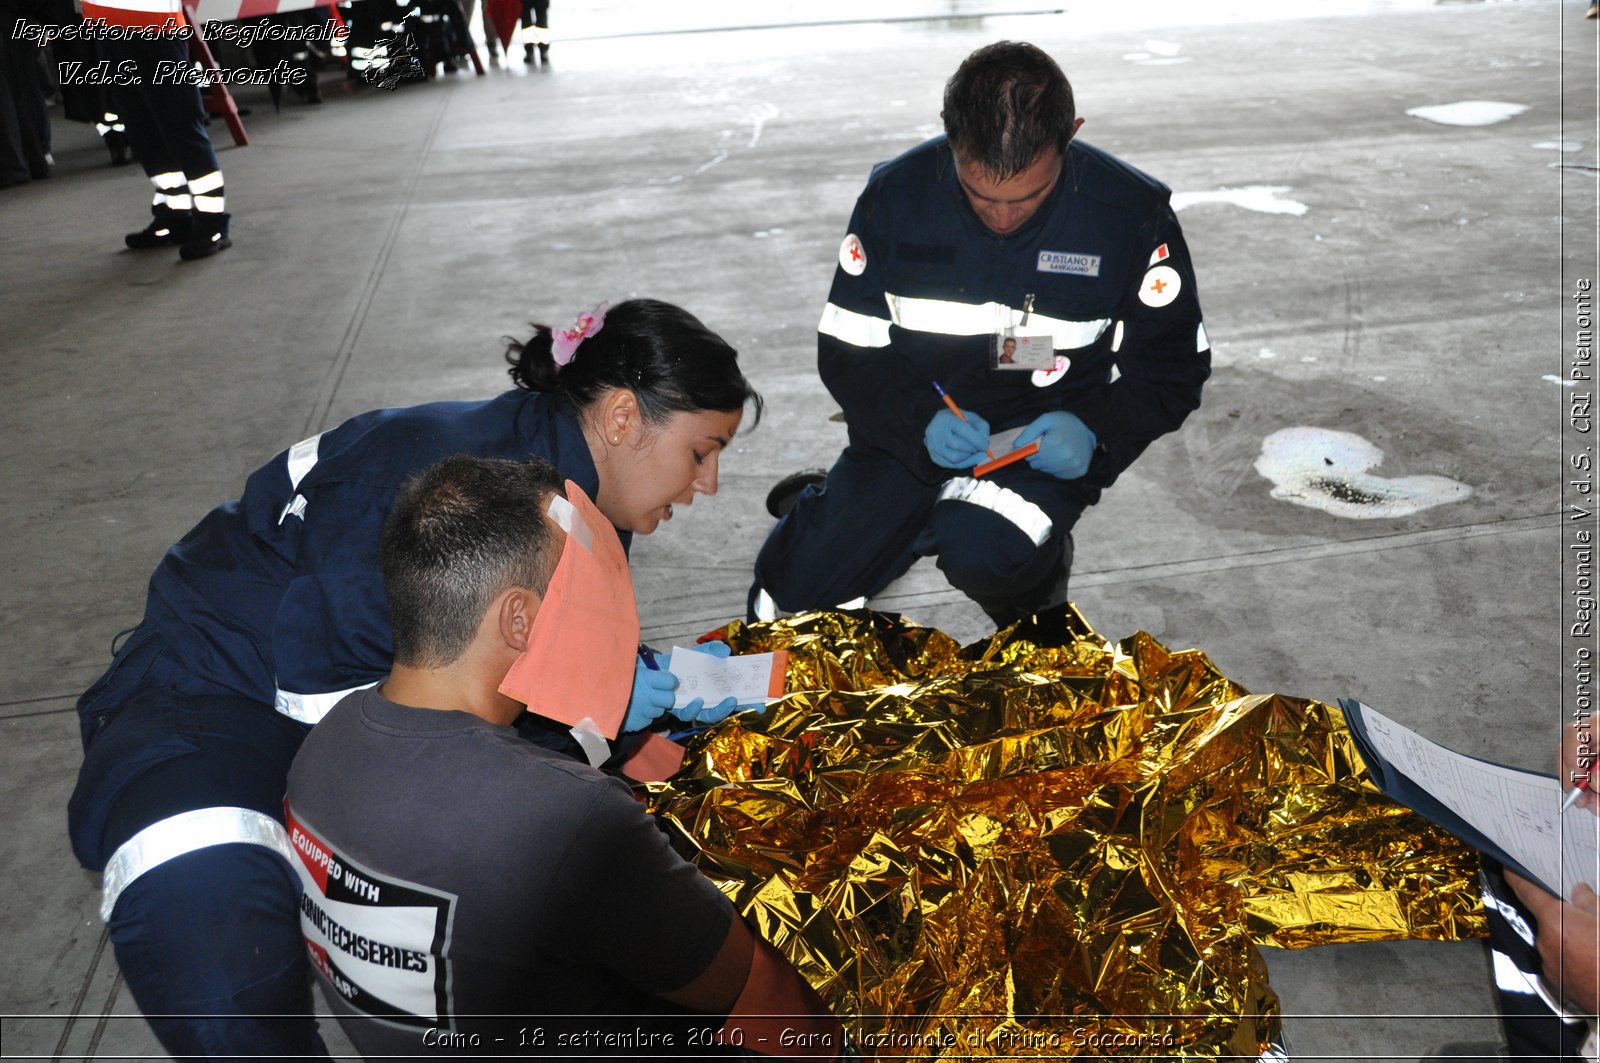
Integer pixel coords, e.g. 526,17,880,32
551,302,608,367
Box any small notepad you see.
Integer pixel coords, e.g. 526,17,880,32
666,647,789,711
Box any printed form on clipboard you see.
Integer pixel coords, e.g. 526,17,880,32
1340,698,1600,899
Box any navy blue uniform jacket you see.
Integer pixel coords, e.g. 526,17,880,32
817,135,1211,495
112,390,603,724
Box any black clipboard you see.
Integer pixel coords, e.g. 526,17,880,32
1339,697,1561,895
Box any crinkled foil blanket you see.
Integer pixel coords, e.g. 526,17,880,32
641,607,1483,1059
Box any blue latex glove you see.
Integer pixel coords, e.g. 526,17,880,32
624,654,676,732
671,641,740,725
924,408,991,470
1013,411,1098,480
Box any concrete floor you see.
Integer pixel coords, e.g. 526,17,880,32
1,0,1595,1058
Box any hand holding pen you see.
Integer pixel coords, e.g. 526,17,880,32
924,381,994,469
1561,721,1598,813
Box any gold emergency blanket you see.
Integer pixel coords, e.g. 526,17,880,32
644,607,1483,1058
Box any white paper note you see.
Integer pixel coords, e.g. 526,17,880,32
666,647,788,711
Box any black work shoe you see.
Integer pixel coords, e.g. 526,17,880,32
105,131,133,166
179,212,232,260
126,205,193,249
764,469,827,519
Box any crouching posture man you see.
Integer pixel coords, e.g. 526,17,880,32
286,455,843,1058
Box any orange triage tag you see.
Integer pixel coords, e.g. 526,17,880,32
616,732,688,784
498,482,639,739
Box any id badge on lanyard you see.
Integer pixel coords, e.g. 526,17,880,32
992,293,1053,370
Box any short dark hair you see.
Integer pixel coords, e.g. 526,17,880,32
942,41,1076,179
381,455,566,669
506,298,764,429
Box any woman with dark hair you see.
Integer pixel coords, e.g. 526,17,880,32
67,297,761,1061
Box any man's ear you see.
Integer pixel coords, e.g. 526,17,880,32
496,587,542,652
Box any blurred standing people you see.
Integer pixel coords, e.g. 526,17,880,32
521,0,548,65
83,0,233,258
47,0,134,165
0,2,54,188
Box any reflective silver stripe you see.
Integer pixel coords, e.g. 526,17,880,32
837,596,867,610
1483,887,1535,945
1491,946,1540,993
286,434,321,489
818,302,891,348
188,170,225,194
936,476,1052,546
193,196,226,214
150,170,186,190
751,587,778,622
1197,321,1211,353
884,293,1111,350
165,193,193,211
1110,320,1125,353
274,682,377,724
100,807,295,921
1491,947,1590,1025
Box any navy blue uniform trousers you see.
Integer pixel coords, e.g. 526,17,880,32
754,445,1087,623
106,36,221,196
71,628,329,1060
1482,858,1594,1061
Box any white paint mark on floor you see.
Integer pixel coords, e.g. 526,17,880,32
1533,141,1582,152
1545,375,1580,388
748,103,779,149
1406,100,1528,126
1122,42,1191,66
694,149,730,175
1172,185,1309,215
1255,427,1472,519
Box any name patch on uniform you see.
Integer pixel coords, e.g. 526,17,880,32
1037,250,1101,277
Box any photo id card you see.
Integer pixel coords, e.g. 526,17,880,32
993,332,1054,371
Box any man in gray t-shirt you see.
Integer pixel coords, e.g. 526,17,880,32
286,456,840,1058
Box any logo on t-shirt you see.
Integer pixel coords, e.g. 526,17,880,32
287,806,457,1028
1037,250,1101,277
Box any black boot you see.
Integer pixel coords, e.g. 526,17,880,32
179,212,232,260
125,204,193,249
104,131,132,166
